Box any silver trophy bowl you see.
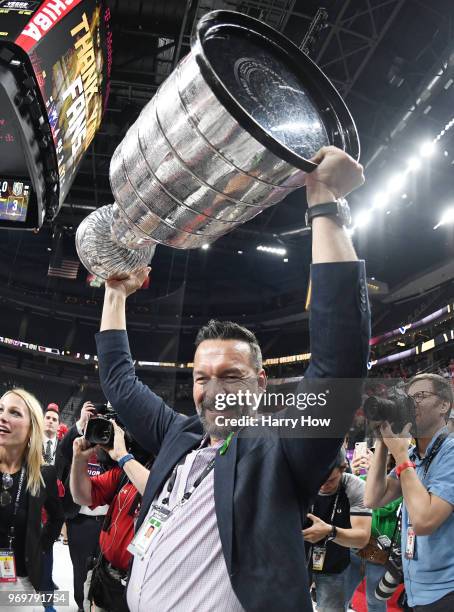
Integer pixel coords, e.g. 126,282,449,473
76,10,359,279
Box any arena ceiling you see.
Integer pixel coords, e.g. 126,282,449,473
0,0,453,329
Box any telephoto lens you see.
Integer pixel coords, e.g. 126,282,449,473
375,548,404,601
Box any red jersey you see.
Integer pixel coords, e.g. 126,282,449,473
90,466,140,571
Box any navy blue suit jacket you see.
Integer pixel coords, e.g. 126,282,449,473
96,261,370,611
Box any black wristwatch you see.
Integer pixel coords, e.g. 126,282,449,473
305,198,351,228
326,524,337,542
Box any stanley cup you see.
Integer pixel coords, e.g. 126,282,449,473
76,10,359,279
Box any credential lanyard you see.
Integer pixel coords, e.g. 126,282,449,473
328,490,341,527
306,488,341,568
405,432,448,541
160,433,233,510
310,489,341,528
420,432,448,480
7,466,25,549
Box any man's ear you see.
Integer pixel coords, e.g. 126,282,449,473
258,369,267,391
440,399,451,421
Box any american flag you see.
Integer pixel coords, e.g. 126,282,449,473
47,228,80,279
48,258,80,279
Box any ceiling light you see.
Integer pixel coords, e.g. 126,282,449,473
387,173,406,193
257,245,287,256
419,141,436,157
434,207,454,229
372,192,389,209
354,210,372,228
283,258,288,262
237,250,243,254
407,157,421,172
201,244,209,250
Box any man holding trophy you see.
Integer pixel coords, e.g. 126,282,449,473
73,10,370,610
87,143,369,612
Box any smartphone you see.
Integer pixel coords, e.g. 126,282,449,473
353,441,368,475
354,441,368,459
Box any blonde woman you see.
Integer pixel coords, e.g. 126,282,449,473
0,388,64,602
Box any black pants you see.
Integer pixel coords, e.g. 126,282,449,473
67,514,103,609
413,591,454,611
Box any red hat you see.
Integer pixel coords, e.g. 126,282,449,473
46,403,59,414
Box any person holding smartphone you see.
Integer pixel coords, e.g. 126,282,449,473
346,446,402,611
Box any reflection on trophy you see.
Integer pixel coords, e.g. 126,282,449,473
76,10,359,280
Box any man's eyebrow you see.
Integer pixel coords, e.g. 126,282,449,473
193,367,245,376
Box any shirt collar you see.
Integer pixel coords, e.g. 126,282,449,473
199,434,224,449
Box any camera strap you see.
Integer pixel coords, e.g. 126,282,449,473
388,504,402,553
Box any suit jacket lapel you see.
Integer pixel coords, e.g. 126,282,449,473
214,434,237,574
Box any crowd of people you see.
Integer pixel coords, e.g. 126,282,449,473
0,148,453,612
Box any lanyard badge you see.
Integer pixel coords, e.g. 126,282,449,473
0,550,17,582
405,524,417,560
127,505,171,558
312,546,327,571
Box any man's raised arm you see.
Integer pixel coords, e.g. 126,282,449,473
281,147,370,496
96,271,186,455
305,146,369,380
308,146,359,265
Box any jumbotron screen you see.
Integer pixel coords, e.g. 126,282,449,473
0,178,32,222
0,0,112,229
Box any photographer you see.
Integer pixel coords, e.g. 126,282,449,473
303,447,371,611
70,420,152,612
59,401,110,612
365,373,454,611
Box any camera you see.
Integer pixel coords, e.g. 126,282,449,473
375,545,403,601
84,403,119,448
363,385,416,434
92,403,110,415
84,404,147,461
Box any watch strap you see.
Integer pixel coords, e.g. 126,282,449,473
118,453,134,469
305,202,343,227
327,524,337,542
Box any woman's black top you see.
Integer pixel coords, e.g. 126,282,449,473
0,465,64,589
0,469,29,576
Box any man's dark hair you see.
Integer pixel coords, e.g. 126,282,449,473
44,408,59,420
195,319,263,371
408,373,454,419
